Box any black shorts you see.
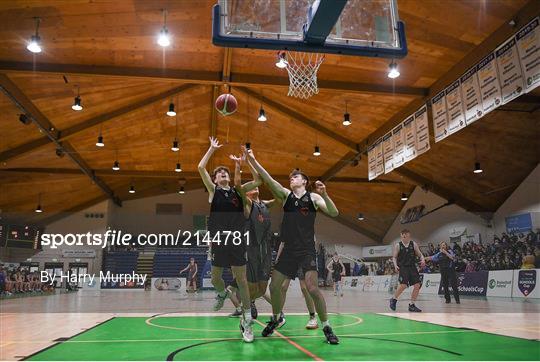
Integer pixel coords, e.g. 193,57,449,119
332,274,342,283
274,251,317,280
246,245,272,283
211,243,246,268
398,266,421,286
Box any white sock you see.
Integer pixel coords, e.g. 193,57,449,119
243,311,252,323
322,320,330,328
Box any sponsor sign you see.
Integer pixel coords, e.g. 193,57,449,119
513,269,538,298
486,270,513,297
361,245,393,258
151,277,187,292
439,271,488,296
421,273,441,295
505,213,533,233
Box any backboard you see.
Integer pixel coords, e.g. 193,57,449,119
212,0,407,58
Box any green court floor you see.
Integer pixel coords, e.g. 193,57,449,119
26,314,539,361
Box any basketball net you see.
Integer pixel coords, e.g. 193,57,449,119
284,51,325,99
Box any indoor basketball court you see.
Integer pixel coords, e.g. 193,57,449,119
1,0,539,361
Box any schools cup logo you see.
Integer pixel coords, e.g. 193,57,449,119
518,270,536,296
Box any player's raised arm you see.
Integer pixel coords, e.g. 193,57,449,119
311,181,339,217
240,148,263,193
198,137,221,200
244,146,289,201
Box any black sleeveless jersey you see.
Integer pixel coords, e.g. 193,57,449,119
247,200,272,247
397,241,416,267
280,191,317,256
332,260,342,276
208,186,244,234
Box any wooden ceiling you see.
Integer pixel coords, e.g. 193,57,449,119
0,0,538,244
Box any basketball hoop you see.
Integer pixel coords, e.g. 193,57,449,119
279,51,325,99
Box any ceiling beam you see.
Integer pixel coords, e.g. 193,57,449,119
0,168,401,184
318,151,361,183
34,195,109,226
236,87,358,151
0,61,427,96
0,73,121,207
0,84,195,164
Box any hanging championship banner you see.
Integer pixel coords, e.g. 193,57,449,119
382,132,394,174
392,124,405,168
414,105,430,156
515,17,540,93
374,137,384,178
368,144,377,181
495,37,525,104
403,115,417,162
477,52,502,114
431,91,448,143
460,67,483,125
445,80,466,135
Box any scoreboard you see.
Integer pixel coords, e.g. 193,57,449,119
0,224,43,249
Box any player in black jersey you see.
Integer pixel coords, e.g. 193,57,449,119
245,148,340,345
327,253,345,297
389,229,425,312
232,150,275,320
198,137,261,343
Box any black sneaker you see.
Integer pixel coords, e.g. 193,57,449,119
262,317,279,337
250,301,258,319
323,326,339,344
455,300,460,304
408,303,422,312
229,309,242,318
445,299,451,304
389,298,397,311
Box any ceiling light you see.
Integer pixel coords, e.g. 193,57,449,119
171,139,179,152
401,192,408,201
474,162,483,174
96,135,104,147
178,186,185,194
388,61,400,79
175,163,182,172
112,160,120,171
166,102,176,117
26,18,42,53
258,107,267,122
157,10,171,47
313,145,321,157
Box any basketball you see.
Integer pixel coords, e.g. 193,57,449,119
215,93,238,116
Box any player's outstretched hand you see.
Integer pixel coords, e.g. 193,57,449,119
314,180,327,195
229,154,242,165
242,145,255,159
209,136,222,150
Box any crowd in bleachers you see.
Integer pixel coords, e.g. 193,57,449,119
370,230,540,275
0,265,54,297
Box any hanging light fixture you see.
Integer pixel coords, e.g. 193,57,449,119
342,100,351,126
166,102,176,117
96,135,104,147
313,145,321,157
275,51,288,69
112,150,120,171
473,144,483,174
26,17,42,53
71,86,83,111
388,60,400,79
157,9,171,47
35,193,43,213
257,107,267,122
129,184,136,194
401,192,408,201
175,162,182,173
357,213,364,221
178,186,185,194
171,114,179,151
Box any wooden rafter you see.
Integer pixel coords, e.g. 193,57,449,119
0,84,195,163
0,73,121,206
0,168,401,185
0,61,427,96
